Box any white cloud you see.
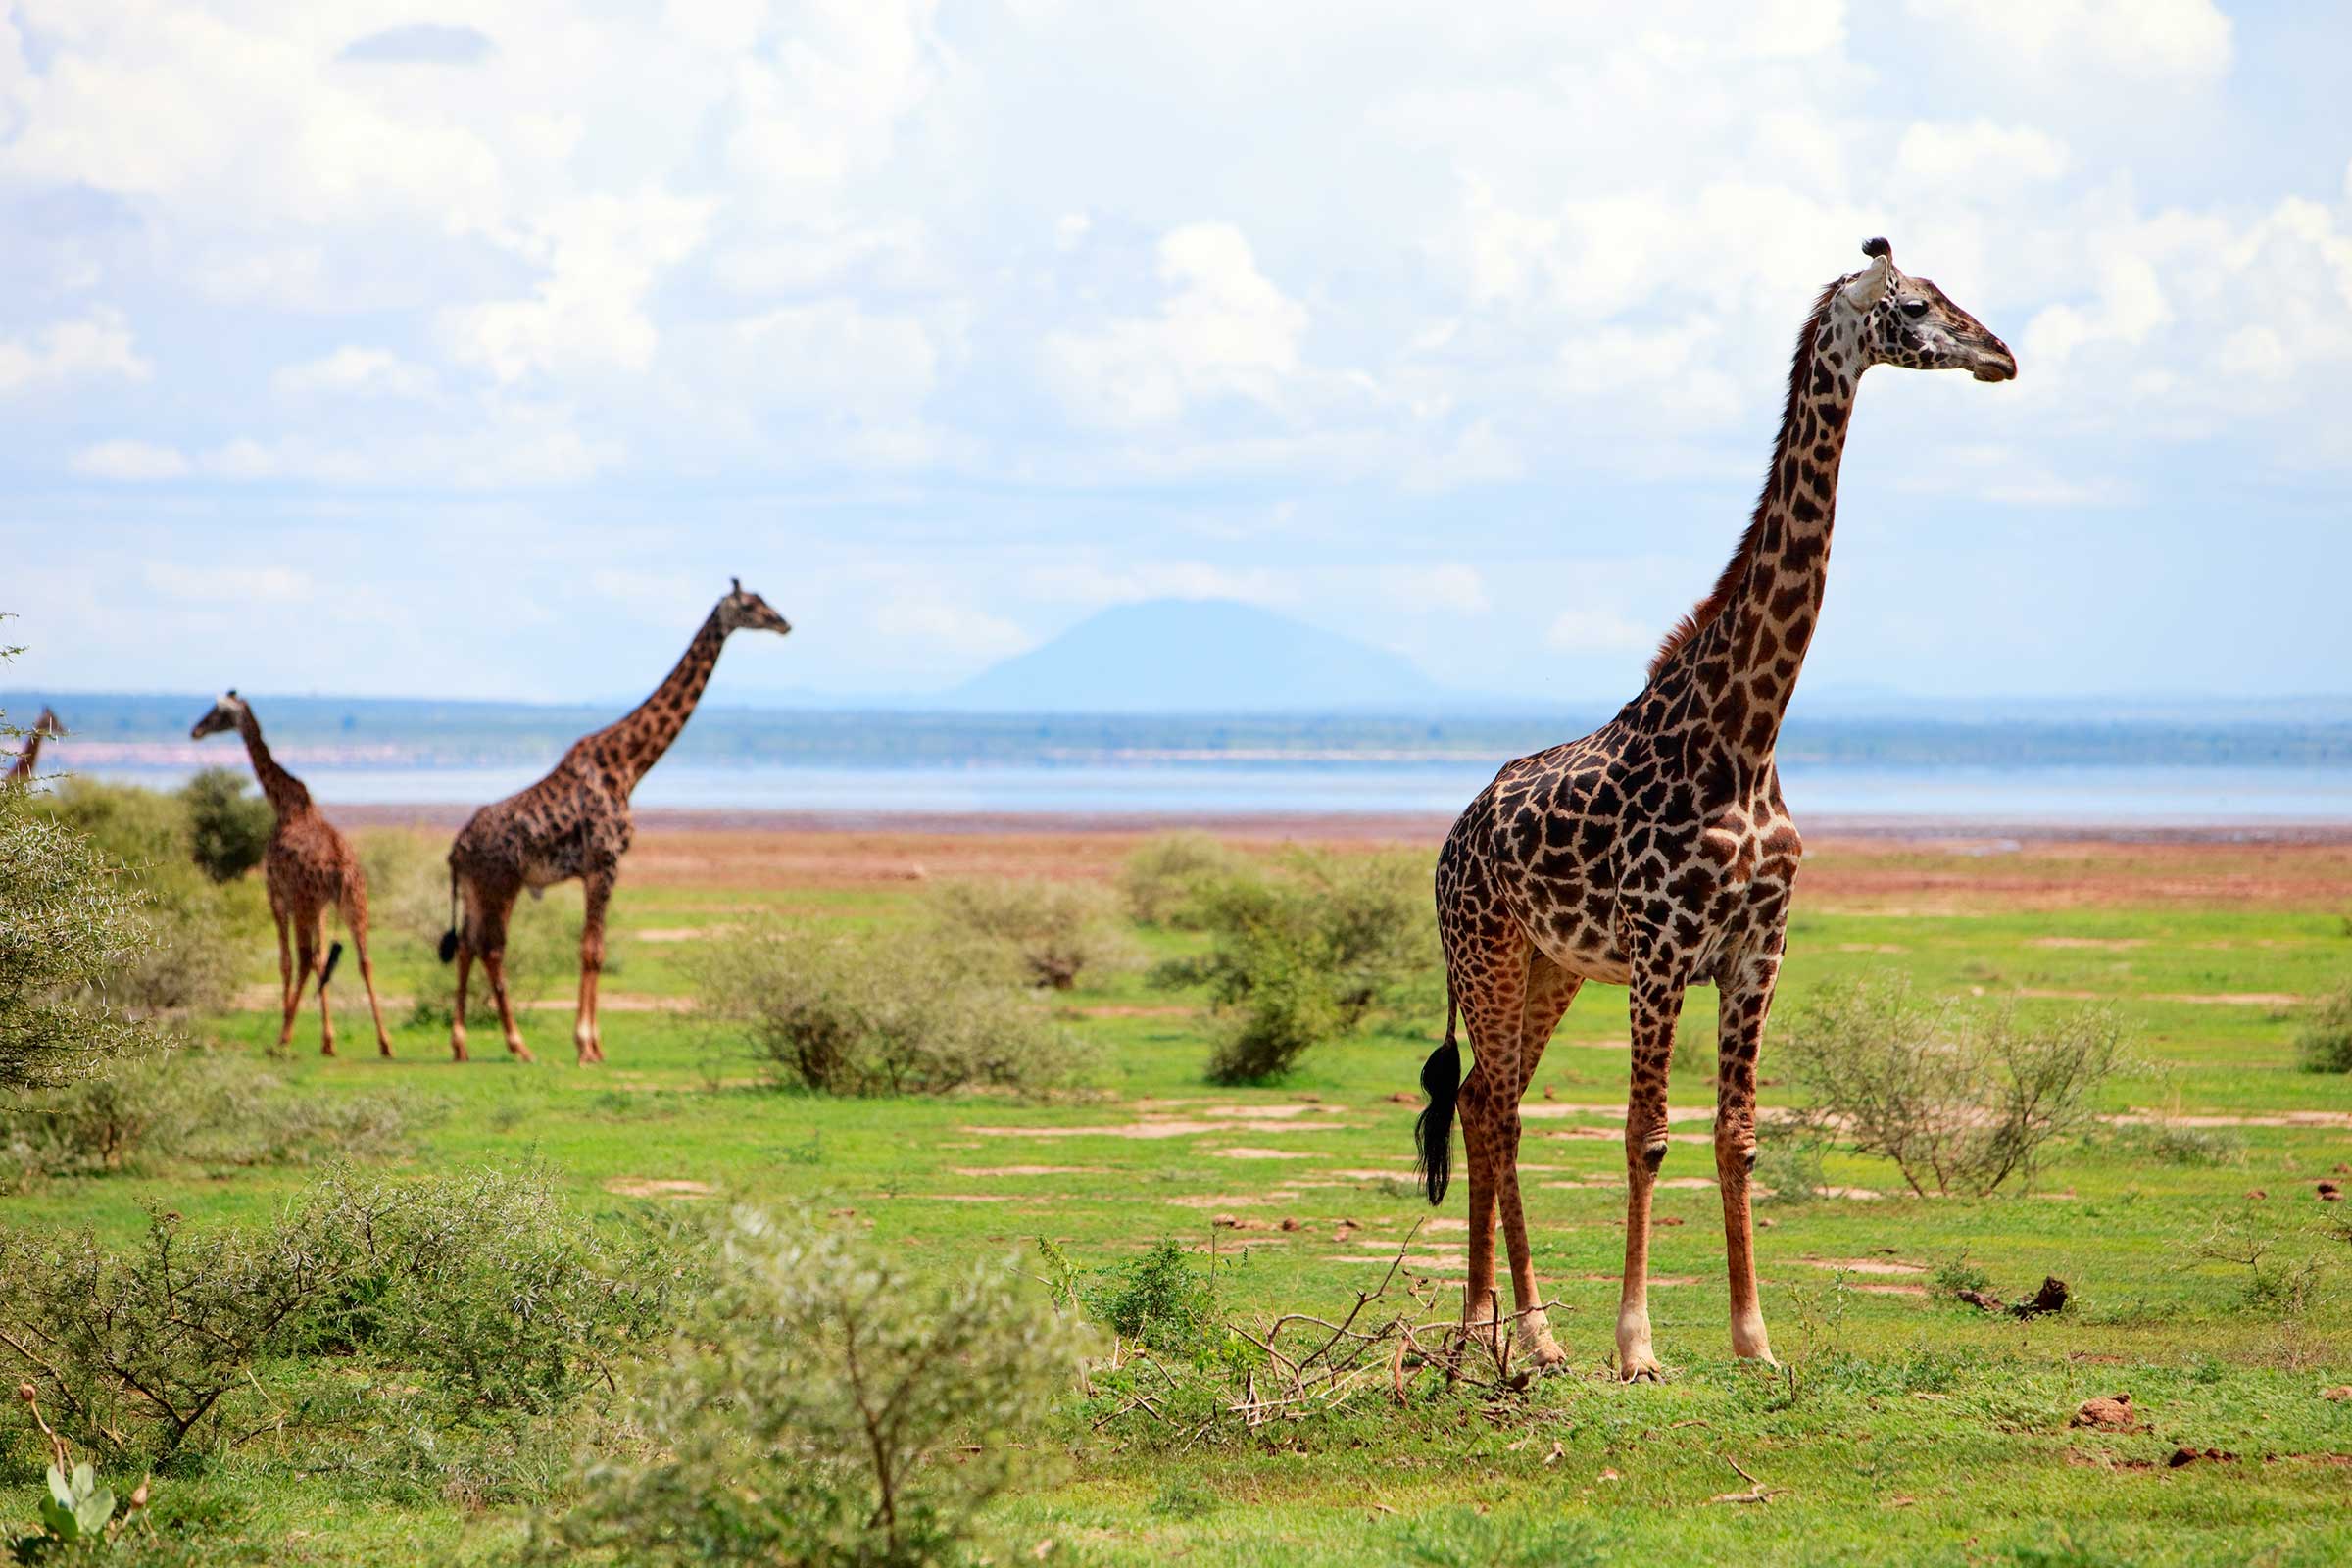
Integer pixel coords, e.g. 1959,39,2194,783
1903,0,2230,79
1383,564,1490,614
872,596,1033,662
2023,255,2173,370
70,439,189,480
444,189,715,382
0,308,150,393
273,346,436,399
1894,121,2069,188
1044,222,1314,427
1546,607,1655,655
732,300,939,416
142,561,312,603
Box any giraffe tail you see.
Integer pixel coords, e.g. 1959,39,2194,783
437,865,460,963
321,941,344,988
1413,989,1462,1206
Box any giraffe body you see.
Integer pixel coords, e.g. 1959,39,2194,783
440,581,790,1065
5,707,63,786
1420,240,2016,1380
191,693,393,1056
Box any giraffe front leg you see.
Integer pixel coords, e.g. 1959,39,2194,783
1455,1069,1505,1367
1716,946,1783,1365
343,896,393,1055
312,916,336,1056
574,870,613,1065
451,941,473,1061
272,906,297,1049
1617,965,1688,1383
285,927,316,1054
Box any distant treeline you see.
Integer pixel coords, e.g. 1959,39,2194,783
9,692,2352,769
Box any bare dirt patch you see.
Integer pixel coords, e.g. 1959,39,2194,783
2030,937,2148,950
963,1119,1343,1140
1210,1147,1323,1160
1805,1257,1927,1276
949,1165,1101,1178
604,1177,715,1200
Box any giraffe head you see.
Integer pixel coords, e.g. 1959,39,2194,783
189,690,250,741
1837,238,2016,382
715,577,793,637
31,708,62,740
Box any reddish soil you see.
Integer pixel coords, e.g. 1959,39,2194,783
335,808,2352,909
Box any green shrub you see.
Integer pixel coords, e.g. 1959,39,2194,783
1775,981,2124,1198
1120,832,1249,926
0,789,160,1091
0,1165,678,1465
177,768,271,884
1043,1236,1219,1353
692,919,1090,1096
2294,981,2352,1073
1930,1253,1992,1298
1753,1108,1833,1204
1154,850,1433,1083
544,1214,1065,1568
0,1050,417,1192
923,877,1138,990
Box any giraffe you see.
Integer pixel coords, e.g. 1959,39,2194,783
190,692,395,1056
438,579,792,1065
5,707,63,786
1416,239,2016,1381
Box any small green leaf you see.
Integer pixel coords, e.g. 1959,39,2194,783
43,1467,72,1511
74,1487,114,1535
68,1463,93,1498
37,1494,77,1541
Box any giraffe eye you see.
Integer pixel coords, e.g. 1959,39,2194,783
1900,299,1929,318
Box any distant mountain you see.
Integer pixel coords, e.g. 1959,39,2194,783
944,600,1450,713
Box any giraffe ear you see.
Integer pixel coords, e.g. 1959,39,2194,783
731,577,742,596
1841,248,1892,312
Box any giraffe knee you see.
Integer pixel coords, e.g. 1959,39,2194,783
1638,1140,1668,1174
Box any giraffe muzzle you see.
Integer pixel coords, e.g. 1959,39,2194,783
1971,340,2018,382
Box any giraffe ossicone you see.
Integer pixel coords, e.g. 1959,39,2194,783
438,579,793,1066
1420,239,2015,1381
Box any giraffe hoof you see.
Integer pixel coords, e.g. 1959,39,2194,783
1618,1357,1666,1384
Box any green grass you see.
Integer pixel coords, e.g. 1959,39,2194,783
5,838,2350,1565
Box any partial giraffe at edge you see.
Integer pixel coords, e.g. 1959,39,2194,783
5,707,64,786
1417,239,2018,1381
438,578,792,1066
191,692,395,1056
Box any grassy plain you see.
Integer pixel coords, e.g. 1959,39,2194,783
6,818,2351,1566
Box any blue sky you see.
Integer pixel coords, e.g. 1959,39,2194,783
1,1,2346,707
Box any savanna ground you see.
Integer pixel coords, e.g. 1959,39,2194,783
9,812,2352,1566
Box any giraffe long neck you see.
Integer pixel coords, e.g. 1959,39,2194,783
236,709,311,817
6,723,43,783
1659,301,1864,763
589,611,730,794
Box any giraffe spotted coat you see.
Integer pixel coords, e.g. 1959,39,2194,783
1419,239,2017,1381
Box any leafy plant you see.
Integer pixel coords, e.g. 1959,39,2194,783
923,877,1139,991
0,789,161,1091
1775,981,2124,1197
1120,832,1249,926
1153,850,1433,1083
543,1214,1066,1568
8,1384,152,1564
176,769,270,885
2294,980,2352,1073
692,918,1091,1096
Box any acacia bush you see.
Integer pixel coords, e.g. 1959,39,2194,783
692,919,1090,1096
1775,980,2124,1198
1119,832,1249,926
28,781,248,1017
178,768,271,885
0,791,157,1091
1152,850,1433,1083
0,1050,416,1193
2294,981,2352,1073
544,1214,1065,1568
923,877,1139,991
0,1166,678,1466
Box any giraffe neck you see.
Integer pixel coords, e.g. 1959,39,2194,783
1658,302,1865,764
590,611,730,794
6,731,40,783
236,709,311,817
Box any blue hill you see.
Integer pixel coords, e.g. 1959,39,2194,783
945,599,1450,713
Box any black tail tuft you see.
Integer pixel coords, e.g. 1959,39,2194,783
321,941,344,988
1413,1006,1462,1206
437,929,459,964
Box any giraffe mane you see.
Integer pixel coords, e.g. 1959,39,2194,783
1644,277,1843,683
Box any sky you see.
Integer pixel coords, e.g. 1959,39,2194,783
1,0,2348,708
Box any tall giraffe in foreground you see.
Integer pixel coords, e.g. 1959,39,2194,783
439,580,792,1064
5,707,63,785
1418,240,2016,1380
191,693,394,1055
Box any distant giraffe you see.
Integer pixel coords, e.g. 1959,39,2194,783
438,580,792,1065
5,707,63,786
191,692,394,1055
1416,240,2016,1379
